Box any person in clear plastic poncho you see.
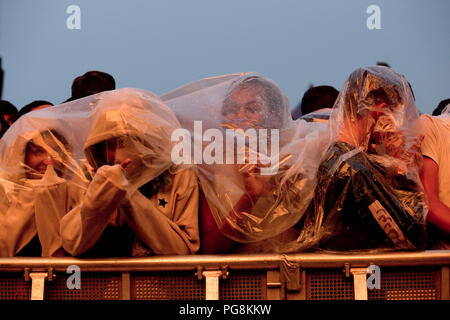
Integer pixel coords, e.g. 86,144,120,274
58,88,200,257
0,88,199,257
162,73,331,253
293,66,428,252
0,107,86,256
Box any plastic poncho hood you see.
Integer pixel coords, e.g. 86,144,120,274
83,88,182,189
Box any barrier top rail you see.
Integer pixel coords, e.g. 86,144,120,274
0,250,449,272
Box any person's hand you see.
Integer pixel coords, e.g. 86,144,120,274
241,164,273,201
120,158,132,169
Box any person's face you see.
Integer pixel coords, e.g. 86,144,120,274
24,138,65,179
3,114,17,126
105,136,139,165
103,136,145,181
223,87,269,129
368,102,404,156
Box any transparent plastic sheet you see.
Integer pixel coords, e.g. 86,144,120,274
162,73,331,244
0,88,194,256
439,103,450,119
0,103,91,256
300,108,331,123
283,66,428,253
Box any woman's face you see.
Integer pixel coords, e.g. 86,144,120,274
24,137,66,179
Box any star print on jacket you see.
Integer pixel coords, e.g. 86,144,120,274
158,198,168,208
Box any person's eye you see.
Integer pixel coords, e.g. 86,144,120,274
117,137,130,148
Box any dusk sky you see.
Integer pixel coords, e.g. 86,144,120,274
1,0,449,115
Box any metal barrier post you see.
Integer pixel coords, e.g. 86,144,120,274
350,268,368,300
29,272,48,300
202,270,223,300
441,266,450,300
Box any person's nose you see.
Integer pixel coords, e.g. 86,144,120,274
42,154,53,166
106,148,115,165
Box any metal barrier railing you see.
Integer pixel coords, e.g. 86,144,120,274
1,250,449,300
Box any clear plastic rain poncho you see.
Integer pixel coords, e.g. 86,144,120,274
162,72,331,244
0,88,199,257
291,66,428,252
0,102,89,256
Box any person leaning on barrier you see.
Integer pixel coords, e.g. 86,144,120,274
199,76,289,253
295,66,428,252
59,88,200,257
420,105,450,249
0,118,78,256
161,73,331,254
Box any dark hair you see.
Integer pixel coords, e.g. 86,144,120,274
300,85,339,116
0,100,18,115
68,70,116,102
343,66,405,122
432,98,450,116
0,109,9,138
376,61,391,68
18,100,54,119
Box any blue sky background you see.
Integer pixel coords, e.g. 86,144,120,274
1,0,449,115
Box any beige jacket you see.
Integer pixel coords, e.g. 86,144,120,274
0,130,81,257
59,89,200,256
60,165,199,256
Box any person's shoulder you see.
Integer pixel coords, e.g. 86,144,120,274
421,114,450,136
420,114,435,126
170,166,199,191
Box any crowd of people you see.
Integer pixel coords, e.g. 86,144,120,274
0,66,449,257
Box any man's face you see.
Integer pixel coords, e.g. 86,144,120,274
368,102,403,156
103,136,144,180
222,87,269,129
105,136,139,165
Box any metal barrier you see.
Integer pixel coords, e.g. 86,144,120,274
0,250,449,300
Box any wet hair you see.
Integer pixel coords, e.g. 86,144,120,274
300,85,339,116
222,76,286,128
18,100,53,119
432,98,450,116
